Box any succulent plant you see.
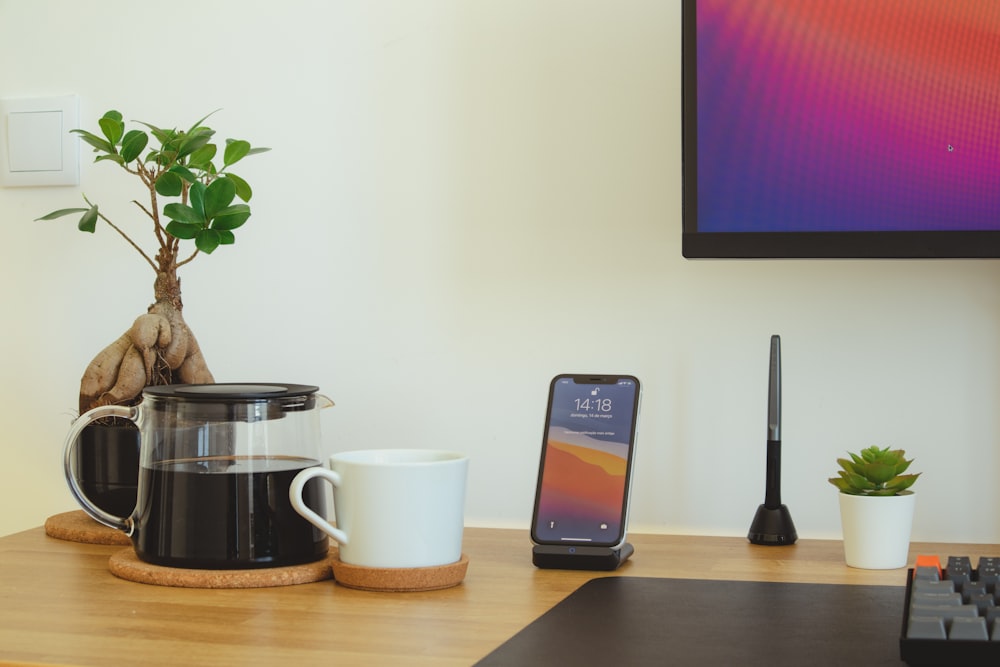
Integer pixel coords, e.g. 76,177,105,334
828,445,920,496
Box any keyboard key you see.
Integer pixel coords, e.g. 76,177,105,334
909,603,979,624
911,590,961,606
912,579,954,595
978,557,1000,593
946,556,973,588
949,616,989,640
907,615,946,639
914,555,942,580
962,581,988,603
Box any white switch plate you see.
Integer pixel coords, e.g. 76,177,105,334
0,95,79,187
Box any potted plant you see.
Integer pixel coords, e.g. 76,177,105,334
38,110,269,515
828,445,921,569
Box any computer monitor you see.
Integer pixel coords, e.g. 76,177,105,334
682,0,1000,258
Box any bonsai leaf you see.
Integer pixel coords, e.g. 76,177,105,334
189,181,207,217
77,205,99,233
187,143,217,170
223,139,251,167
154,171,184,197
34,205,98,232
210,204,250,231
71,129,114,155
35,207,89,221
195,228,221,254
163,203,204,226
203,177,237,220
119,130,148,163
167,164,198,184
164,221,200,239
218,230,236,245
177,127,215,159
98,114,125,147
224,172,253,202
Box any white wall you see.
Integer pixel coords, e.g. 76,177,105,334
1,0,998,544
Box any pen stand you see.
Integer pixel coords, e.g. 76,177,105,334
532,543,634,571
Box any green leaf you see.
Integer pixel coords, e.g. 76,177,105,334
187,144,217,170
861,462,897,485
217,230,235,245
224,172,252,202
163,202,204,225
177,127,215,159
165,221,199,239
119,130,148,163
71,129,114,155
154,171,184,197
203,177,236,220
195,228,221,254
168,164,198,184
98,116,124,147
135,121,174,146
247,146,271,156
35,207,89,221
223,139,250,166
78,205,99,233
210,204,250,230
95,153,125,166
189,181,206,217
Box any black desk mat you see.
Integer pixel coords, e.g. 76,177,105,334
477,576,906,666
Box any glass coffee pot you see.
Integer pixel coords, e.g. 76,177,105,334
64,383,332,569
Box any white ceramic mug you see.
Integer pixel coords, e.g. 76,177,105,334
289,449,468,568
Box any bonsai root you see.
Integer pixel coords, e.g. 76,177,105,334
79,300,214,414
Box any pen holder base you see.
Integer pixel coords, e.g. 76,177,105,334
747,504,797,545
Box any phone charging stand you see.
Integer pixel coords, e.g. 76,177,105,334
532,543,634,571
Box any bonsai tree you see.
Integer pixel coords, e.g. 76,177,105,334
828,445,920,496
38,110,269,414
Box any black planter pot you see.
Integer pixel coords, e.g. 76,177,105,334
75,423,140,517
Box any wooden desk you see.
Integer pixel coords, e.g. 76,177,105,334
0,526,995,666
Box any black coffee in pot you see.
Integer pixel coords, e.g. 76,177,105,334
133,456,328,569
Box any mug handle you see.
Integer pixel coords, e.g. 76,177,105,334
63,405,136,534
289,467,349,545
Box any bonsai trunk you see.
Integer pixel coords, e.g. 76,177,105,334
78,249,214,414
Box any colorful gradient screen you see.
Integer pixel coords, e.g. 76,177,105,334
686,0,1000,256
532,376,639,546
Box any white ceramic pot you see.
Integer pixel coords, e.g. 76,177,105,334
838,491,916,569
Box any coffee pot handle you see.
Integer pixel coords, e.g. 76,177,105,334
63,405,137,534
289,467,349,545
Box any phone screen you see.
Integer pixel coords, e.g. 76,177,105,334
531,375,641,547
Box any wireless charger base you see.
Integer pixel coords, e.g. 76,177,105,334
532,542,634,571
747,504,797,546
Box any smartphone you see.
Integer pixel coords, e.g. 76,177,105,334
530,374,641,548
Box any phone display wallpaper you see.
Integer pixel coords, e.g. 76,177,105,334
533,378,638,545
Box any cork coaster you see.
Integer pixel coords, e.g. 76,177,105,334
108,548,334,589
44,510,131,546
330,553,469,592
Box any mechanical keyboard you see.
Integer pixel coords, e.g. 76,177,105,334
900,554,1000,665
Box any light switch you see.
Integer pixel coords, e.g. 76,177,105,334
0,95,79,187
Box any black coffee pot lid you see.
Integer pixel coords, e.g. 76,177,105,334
143,383,319,400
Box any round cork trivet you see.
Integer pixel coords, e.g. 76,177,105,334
108,548,334,589
330,554,469,592
44,510,131,546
